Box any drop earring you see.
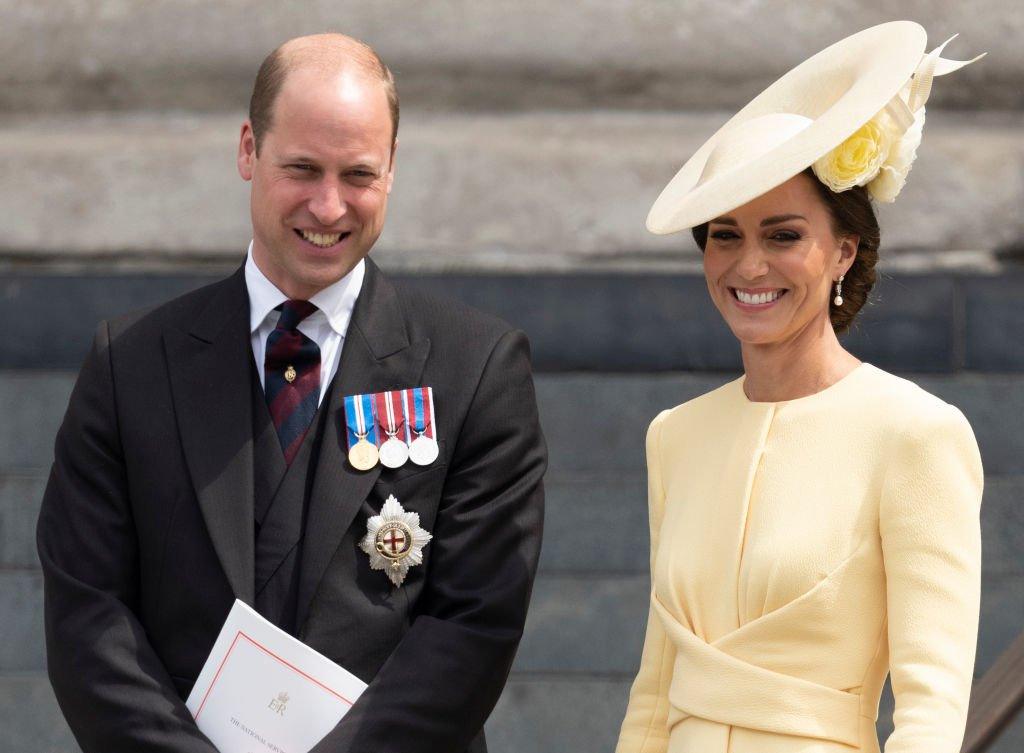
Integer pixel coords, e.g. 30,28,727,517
833,275,844,307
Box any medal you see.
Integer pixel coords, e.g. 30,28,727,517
375,391,409,469
409,434,439,466
349,438,379,471
359,494,432,587
404,387,439,466
344,393,380,471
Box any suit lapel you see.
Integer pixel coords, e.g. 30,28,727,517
165,267,256,605
296,260,430,630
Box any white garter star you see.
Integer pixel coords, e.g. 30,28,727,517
359,495,432,587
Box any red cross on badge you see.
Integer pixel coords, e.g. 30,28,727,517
374,521,412,560
383,529,406,554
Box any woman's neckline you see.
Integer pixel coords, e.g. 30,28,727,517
739,362,872,407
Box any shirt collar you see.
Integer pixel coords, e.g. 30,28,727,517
244,240,366,338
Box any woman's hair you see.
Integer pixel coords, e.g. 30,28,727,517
691,168,880,334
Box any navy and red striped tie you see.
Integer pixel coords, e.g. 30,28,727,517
264,300,321,465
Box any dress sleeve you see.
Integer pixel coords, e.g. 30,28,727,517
616,411,676,753
880,403,984,753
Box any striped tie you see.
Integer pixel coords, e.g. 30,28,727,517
264,300,321,465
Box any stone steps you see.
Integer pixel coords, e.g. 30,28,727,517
3,364,1023,750
8,370,1024,474
2,2,1018,113
3,666,1022,753
5,538,1020,675
7,272,1024,373
2,111,1022,272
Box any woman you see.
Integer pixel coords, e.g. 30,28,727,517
616,22,984,753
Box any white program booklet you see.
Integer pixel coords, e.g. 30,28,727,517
186,600,367,753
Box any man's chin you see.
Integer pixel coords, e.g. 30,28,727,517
296,255,364,292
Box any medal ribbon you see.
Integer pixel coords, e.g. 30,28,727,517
403,387,435,439
374,391,405,440
343,393,380,449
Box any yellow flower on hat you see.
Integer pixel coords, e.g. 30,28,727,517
812,114,894,193
868,107,926,203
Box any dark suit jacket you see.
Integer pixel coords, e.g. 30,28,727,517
36,259,546,753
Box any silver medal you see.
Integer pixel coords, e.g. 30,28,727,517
379,435,410,469
409,433,439,466
377,391,409,469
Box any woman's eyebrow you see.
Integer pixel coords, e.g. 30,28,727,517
761,214,806,226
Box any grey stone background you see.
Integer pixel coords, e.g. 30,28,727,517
1,2,1022,752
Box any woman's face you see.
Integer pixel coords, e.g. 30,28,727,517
702,173,857,347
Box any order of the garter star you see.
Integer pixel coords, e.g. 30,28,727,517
360,495,433,587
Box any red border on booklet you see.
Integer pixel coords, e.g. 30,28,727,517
194,631,357,720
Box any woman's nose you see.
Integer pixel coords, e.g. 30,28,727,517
735,241,770,280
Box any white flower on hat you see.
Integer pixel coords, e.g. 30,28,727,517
868,107,926,203
812,114,894,192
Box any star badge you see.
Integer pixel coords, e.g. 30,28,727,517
359,495,432,587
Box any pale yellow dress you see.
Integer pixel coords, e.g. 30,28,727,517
616,363,983,753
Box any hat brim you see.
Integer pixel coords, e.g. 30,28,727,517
647,21,927,234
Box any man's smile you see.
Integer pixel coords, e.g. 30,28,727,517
294,228,351,249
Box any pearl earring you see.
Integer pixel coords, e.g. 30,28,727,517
833,275,845,307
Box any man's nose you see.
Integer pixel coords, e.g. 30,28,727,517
308,180,347,225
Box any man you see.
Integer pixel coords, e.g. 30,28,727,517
37,34,546,753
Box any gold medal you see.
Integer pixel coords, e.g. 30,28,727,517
344,394,380,470
348,437,379,471
284,365,297,383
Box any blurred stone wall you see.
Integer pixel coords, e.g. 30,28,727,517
1,1,1022,272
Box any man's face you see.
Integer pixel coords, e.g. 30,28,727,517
238,66,396,299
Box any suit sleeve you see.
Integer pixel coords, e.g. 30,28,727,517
36,322,218,753
615,410,675,753
312,328,546,753
880,404,984,753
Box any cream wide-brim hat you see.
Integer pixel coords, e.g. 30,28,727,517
647,21,980,234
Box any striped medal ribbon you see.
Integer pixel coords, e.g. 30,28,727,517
344,393,380,471
405,387,439,466
376,391,410,469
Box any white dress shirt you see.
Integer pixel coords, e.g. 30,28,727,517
245,242,365,407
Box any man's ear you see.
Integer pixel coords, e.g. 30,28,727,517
385,138,398,194
237,122,257,181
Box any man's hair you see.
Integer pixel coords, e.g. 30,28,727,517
248,34,399,154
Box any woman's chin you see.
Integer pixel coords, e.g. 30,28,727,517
726,320,790,347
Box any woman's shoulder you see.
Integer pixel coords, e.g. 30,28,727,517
855,364,969,426
850,367,980,473
651,376,745,429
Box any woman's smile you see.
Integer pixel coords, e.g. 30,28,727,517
729,287,789,310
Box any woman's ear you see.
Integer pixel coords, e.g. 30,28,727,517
838,234,859,277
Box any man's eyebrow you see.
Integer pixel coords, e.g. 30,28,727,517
760,214,806,226
279,155,382,171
